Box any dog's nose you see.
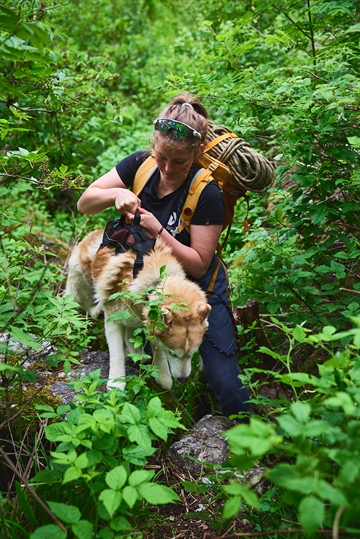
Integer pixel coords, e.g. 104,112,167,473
177,377,188,383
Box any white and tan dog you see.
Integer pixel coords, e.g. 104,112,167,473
65,230,211,391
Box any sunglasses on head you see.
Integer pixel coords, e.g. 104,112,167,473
154,118,201,140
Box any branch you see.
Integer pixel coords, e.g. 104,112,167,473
0,385,44,430
0,100,57,115
307,0,316,66
0,447,67,534
214,527,350,538
270,3,312,41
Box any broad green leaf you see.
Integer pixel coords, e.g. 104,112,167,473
317,480,348,506
72,520,93,539
299,496,324,536
147,396,162,415
30,524,67,539
128,424,153,448
99,489,122,518
110,515,132,531
241,488,259,509
293,325,306,342
324,392,356,415
75,453,89,469
105,466,127,490
222,496,242,519
149,417,168,440
93,409,115,433
107,310,131,321
223,483,244,496
119,402,141,424
47,502,81,524
128,469,154,487
138,482,179,504
347,136,360,148
122,444,156,466
291,401,311,423
122,485,138,508
62,466,82,484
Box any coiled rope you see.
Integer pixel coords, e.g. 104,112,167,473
206,121,275,192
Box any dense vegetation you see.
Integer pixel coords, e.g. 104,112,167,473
1,0,359,538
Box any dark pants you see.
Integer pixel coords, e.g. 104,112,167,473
196,256,252,417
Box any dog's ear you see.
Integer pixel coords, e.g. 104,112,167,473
198,303,211,321
154,308,173,335
162,308,173,325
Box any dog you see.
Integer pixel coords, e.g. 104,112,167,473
65,230,211,391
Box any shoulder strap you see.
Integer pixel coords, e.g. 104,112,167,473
178,168,214,234
133,154,157,196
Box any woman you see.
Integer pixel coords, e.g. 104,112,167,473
77,93,251,417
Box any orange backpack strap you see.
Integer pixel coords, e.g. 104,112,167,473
132,154,157,196
177,168,214,234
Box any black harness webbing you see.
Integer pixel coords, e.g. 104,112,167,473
98,210,156,278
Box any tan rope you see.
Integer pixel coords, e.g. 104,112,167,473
205,122,275,192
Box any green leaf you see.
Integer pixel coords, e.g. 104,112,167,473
105,466,127,490
47,502,80,524
149,417,168,440
62,466,82,484
128,469,154,487
109,515,132,531
147,396,162,413
222,496,242,519
72,520,93,539
30,525,67,539
293,325,306,342
93,409,115,433
138,482,179,504
107,311,131,321
99,489,122,518
241,488,259,509
16,481,36,528
347,136,360,149
128,424,153,448
291,401,311,423
299,496,324,536
119,402,141,424
122,485,138,508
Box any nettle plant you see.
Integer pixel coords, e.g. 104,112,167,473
222,317,360,537
29,370,184,539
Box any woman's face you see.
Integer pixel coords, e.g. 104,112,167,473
153,136,201,183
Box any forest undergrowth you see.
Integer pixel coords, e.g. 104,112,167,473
1,0,360,537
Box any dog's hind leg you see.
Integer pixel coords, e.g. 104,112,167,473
105,319,127,391
65,251,101,317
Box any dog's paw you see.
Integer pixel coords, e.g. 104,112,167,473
155,374,173,391
90,305,103,319
107,379,126,391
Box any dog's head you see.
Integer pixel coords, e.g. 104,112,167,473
146,277,211,381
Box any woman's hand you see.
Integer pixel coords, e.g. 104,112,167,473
129,206,162,238
114,190,141,216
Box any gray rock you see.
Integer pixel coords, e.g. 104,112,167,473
167,414,234,476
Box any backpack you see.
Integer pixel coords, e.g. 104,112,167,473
133,121,275,246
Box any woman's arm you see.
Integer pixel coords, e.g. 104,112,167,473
135,206,221,279
77,167,141,216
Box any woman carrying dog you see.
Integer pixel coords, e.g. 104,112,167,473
77,93,251,418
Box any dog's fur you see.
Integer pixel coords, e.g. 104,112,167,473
65,230,211,390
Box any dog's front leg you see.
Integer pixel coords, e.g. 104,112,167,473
152,346,173,390
105,319,127,391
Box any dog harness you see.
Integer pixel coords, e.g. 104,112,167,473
98,210,156,278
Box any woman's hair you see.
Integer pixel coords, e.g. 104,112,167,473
153,92,209,151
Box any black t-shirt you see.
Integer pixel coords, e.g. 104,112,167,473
115,151,225,246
